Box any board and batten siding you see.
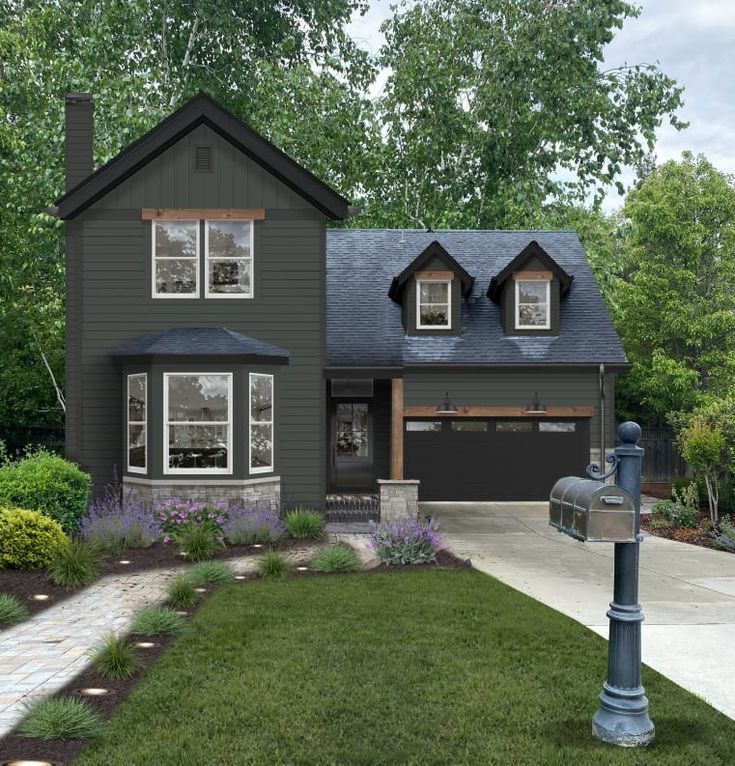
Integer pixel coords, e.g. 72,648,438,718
70,124,327,507
403,369,616,449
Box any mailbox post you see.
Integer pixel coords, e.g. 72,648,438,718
549,421,654,747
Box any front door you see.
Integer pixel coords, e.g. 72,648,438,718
331,401,373,491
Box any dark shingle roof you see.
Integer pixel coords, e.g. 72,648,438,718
326,229,627,368
110,327,289,363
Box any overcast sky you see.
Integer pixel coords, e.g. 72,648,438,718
347,0,735,211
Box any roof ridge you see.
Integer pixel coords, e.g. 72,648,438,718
328,228,579,234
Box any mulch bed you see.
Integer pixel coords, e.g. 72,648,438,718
0,549,467,765
0,537,310,619
640,510,724,551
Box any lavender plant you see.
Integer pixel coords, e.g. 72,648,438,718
222,503,285,545
81,487,159,552
370,518,443,566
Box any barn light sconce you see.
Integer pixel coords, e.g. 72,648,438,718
436,392,458,414
525,392,547,414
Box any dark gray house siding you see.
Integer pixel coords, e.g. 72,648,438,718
70,124,327,507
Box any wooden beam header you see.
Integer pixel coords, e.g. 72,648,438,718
414,270,455,281
403,405,594,418
142,208,266,220
512,270,552,281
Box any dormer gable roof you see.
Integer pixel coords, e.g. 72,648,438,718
388,240,475,303
487,240,573,302
52,92,350,220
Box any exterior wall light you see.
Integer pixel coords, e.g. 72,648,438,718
436,392,458,414
525,392,547,414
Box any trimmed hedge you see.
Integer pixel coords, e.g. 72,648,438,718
0,451,91,533
0,506,68,569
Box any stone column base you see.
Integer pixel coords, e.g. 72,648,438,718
122,476,281,508
378,479,420,522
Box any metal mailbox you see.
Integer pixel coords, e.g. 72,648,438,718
549,477,636,543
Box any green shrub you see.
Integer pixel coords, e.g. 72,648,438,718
0,450,91,532
49,538,103,588
166,575,198,608
186,560,234,587
648,515,673,531
285,509,325,539
175,523,221,562
652,486,697,528
0,593,30,626
257,549,288,580
312,544,360,573
130,605,186,636
91,633,141,679
0,506,67,569
20,696,103,739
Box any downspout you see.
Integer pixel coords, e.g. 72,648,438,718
599,363,606,468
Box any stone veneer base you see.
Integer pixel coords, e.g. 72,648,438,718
122,475,281,507
377,479,420,522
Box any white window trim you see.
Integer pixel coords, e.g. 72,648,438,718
416,279,452,330
249,372,274,474
163,372,233,475
515,279,551,330
205,219,254,299
151,220,200,299
127,373,147,474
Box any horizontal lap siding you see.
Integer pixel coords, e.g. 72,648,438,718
403,370,615,449
72,125,326,506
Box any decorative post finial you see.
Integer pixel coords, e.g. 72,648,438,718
618,421,642,445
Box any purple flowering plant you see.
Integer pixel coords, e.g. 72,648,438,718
369,518,443,565
155,499,228,543
81,486,160,552
223,502,285,545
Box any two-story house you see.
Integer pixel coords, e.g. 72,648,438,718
50,93,628,510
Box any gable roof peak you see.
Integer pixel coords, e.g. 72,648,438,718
388,240,475,302
487,240,573,302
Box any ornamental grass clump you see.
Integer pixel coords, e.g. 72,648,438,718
81,486,159,552
312,544,360,573
257,549,288,580
130,605,186,636
20,696,103,739
187,560,234,586
285,508,324,539
166,575,198,608
0,593,29,626
91,633,141,679
223,503,285,545
175,522,222,561
370,519,443,565
49,538,104,588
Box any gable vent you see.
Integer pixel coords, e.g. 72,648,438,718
194,145,212,172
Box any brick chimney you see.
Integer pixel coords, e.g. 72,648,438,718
65,93,94,191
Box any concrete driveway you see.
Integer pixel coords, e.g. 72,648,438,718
424,501,735,720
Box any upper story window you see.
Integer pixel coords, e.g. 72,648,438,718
152,220,199,297
127,373,147,473
417,280,451,329
515,279,550,329
164,373,232,474
205,220,253,298
152,218,254,299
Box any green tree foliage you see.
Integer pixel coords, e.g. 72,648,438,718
614,153,735,424
679,418,726,523
362,0,684,229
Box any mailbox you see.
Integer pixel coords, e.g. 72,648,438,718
549,477,636,543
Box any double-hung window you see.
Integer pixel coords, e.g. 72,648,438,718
515,279,550,329
417,280,451,329
152,220,199,297
164,373,232,473
249,373,274,473
127,373,147,473
205,220,253,297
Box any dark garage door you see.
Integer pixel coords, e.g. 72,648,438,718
404,418,590,501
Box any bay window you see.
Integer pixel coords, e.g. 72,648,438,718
164,373,232,473
127,373,146,473
152,220,199,297
250,373,274,473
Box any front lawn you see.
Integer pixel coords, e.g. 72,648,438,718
76,569,735,765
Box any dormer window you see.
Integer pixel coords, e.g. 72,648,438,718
417,280,451,329
515,278,550,329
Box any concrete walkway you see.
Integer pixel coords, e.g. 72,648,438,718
424,501,735,720
0,545,319,738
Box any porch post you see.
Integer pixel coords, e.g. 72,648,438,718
390,378,404,480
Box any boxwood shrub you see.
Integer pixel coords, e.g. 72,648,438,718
0,506,68,569
0,450,91,533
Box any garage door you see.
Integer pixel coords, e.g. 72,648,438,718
404,418,590,501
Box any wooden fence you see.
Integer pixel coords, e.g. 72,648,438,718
639,428,688,484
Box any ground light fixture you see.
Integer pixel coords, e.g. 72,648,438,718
234,575,246,580
524,391,547,414
119,559,131,565
134,641,157,649
77,687,110,696
31,594,50,601
3,760,56,766
175,611,189,616
296,566,309,572
194,587,207,593
253,544,263,548
436,391,458,414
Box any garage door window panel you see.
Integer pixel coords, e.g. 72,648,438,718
496,421,533,433
406,421,442,432
539,422,576,433
451,421,488,432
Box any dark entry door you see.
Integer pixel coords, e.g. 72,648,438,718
404,418,590,501
331,401,373,491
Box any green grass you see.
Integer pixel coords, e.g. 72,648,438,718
90,633,141,679
186,560,234,587
21,696,103,739
312,543,361,573
0,592,29,626
75,570,735,765
129,606,187,637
